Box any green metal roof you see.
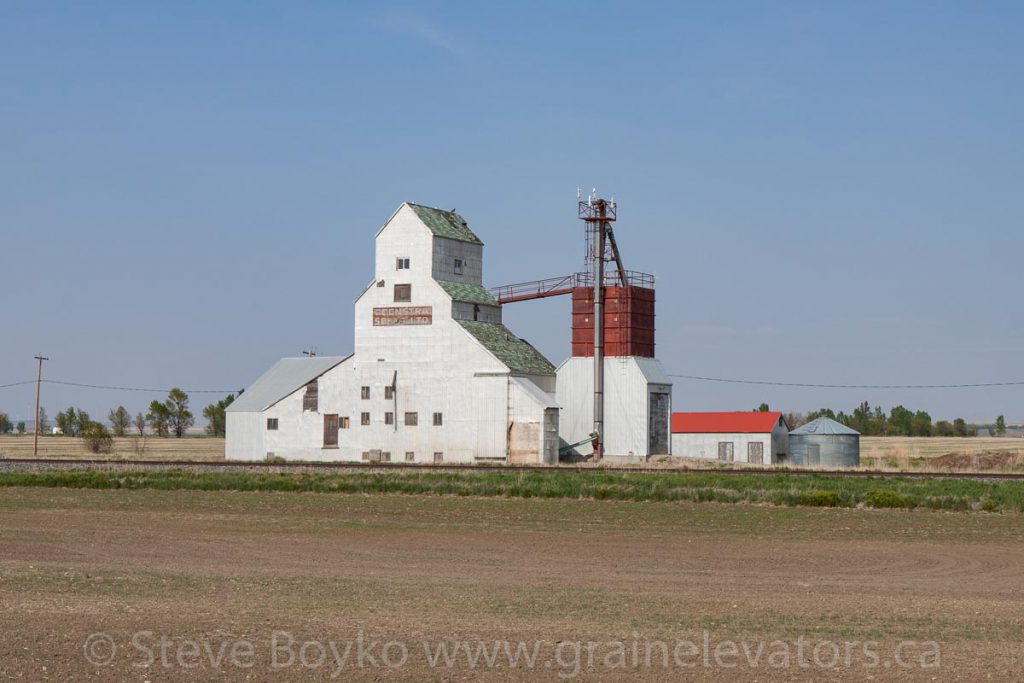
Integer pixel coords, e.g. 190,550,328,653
458,321,556,376
437,279,499,306
408,203,483,245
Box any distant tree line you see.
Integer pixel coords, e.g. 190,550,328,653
758,402,1002,437
0,388,239,442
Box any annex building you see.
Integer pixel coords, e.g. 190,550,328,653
671,411,789,464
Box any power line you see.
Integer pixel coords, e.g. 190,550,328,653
2,373,1022,394
668,373,1024,389
0,380,35,389
0,379,238,393
43,380,239,394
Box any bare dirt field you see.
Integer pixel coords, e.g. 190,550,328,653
1,489,1022,681
0,435,225,460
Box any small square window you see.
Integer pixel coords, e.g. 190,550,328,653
433,452,444,463
453,258,464,275
394,284,411,302
381,452,391,462
360,412,370,426
404,412,418,426
396,257,410,270
405,451,415,462
384,386,394,400
361,386,370,400
376,280,385,288
433,412,443,426
384,412,394,425
340,416,350,429
266,418,278,430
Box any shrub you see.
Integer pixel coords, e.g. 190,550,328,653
81,422,114,454
865,488,915,509
796,490,841,507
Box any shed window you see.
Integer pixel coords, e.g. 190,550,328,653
396,257,410,270
384,386,394,400
717,442,734,462
384,412,394,425
748,442,764,464
360,386,370,400
453,258,464,275
394,284,411,302
405,451,415,462
404,412,418,426
360,412,370,426
433,452,444,463
266,418,278,430
433,412,443,426
303,380,318,411
323,414,339,448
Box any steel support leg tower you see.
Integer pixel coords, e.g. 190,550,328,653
579,196,616,460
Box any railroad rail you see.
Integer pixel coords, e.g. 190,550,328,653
1,458,1023,480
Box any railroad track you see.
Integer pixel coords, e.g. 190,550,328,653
1,457,1023,480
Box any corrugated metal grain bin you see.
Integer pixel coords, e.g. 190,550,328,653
788,417,860,467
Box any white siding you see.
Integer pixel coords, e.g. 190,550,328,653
431,236,483,284
556,356,672,458
671,432,773,463
225,412,265,460
452,302,502,323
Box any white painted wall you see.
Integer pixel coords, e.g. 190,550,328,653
431,236,483,284
224,412,265,460
452,302,502,323
556,356,672,458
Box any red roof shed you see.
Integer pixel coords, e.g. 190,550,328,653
671,411,784,434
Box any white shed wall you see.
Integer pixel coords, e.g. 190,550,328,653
224,412,265,460
556,356,671,458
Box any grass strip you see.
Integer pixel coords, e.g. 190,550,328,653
2,469,1023,513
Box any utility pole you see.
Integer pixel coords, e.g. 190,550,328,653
33,354,48,457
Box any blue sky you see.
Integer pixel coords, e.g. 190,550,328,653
1,1,1021,424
